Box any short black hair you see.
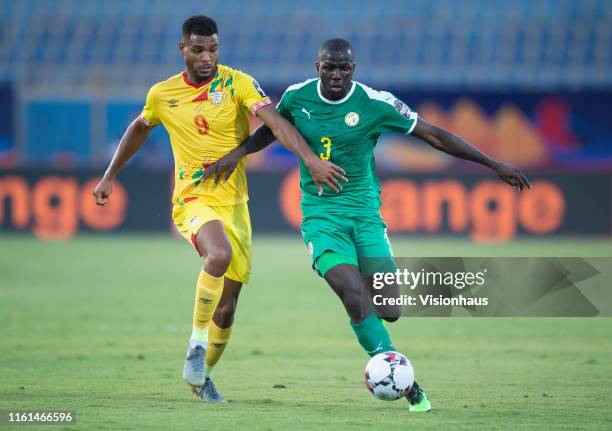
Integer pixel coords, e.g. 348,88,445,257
182,15,218,38
318,38,354,61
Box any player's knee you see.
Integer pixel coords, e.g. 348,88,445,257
205,246,232,273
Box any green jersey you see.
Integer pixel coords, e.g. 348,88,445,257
277,78,418,213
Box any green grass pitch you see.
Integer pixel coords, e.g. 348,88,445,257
1,235,611,430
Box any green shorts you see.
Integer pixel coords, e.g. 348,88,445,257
301,210,396,277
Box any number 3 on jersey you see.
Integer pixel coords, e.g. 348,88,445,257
320,137,332,160
194,114,209,135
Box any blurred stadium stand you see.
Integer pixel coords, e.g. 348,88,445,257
0,0,610,167
0,0,612,89
2,0,611,89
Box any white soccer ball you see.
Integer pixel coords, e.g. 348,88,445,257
364,351,415,401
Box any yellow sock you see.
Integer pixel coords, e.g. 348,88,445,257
204,319,233,377
192,269,224,330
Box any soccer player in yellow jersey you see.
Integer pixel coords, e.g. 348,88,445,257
93,15,346,404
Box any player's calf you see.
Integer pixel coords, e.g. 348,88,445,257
376,301,401,322
380,313,400,323
324,264,371,322
200,278,241,389
365,276,402,322
212,301,236,328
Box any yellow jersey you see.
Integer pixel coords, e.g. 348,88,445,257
140,64,271,207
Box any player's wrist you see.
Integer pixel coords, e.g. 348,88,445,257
103,169,117,181
234,144,248,157
303,153,320,170
486,158,501,170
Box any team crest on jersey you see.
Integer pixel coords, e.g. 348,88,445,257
394,99,412,119
253,79,266,97
211,91,223,105
345,112,360,127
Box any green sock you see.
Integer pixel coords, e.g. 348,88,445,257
350,314,395,357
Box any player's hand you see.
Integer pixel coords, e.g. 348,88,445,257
202,146,247,186
306,156,348,195
93,177,113,206
492,161,531,191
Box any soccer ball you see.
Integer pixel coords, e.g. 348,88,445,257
364,351,414,401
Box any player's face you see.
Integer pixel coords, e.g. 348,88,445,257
180,33,219,82
316,51,355,100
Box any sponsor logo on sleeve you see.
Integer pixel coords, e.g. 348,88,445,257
190,216,200,227
394,99,413,119
253,79,266,97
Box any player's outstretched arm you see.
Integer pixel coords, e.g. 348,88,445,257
93,117,153,205
411,118,531,191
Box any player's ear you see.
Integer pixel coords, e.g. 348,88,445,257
315,61,320,75
179,41,185,55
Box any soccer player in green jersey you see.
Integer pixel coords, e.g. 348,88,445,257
204,38,530,412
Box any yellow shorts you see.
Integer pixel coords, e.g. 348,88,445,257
172,200,252,284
